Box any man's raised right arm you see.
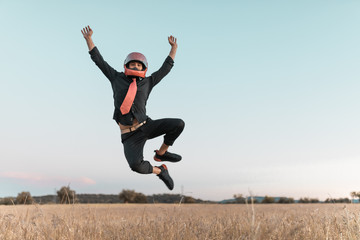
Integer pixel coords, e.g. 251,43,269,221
81,26,116,82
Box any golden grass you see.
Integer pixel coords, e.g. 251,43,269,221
1,203,360,239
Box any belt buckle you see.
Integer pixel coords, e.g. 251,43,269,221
122,120,146,134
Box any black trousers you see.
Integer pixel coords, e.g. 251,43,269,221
121,118,185,174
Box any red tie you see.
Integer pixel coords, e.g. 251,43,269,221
120,78,137,114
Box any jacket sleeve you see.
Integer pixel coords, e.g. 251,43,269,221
89,47,117,82
150,56,174,87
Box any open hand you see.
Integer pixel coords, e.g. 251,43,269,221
81,26,93,40
168,35,177,48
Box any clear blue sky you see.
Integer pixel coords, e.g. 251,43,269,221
1,0,360,201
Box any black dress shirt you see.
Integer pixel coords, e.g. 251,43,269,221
89,47,174,125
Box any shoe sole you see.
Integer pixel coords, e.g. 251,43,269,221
154,156,182,162
154,156,162,162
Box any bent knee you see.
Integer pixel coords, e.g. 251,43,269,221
176,119,185,130
129,163,142,173
129,162,152,174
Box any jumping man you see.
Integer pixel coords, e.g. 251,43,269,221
81,26,184,190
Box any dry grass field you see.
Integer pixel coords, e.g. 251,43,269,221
1,203,360,239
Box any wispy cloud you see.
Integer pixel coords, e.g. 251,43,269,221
0,172,96,186
0,172,44,181
79,177,96,185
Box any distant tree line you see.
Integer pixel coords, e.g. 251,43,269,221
324,198,351,203
232,194,295,204
1,189,359,205
118,190,207,204
230,194,352,204
0,186,207,205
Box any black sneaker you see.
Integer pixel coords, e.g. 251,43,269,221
154,150,182,162
157,164,174,190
